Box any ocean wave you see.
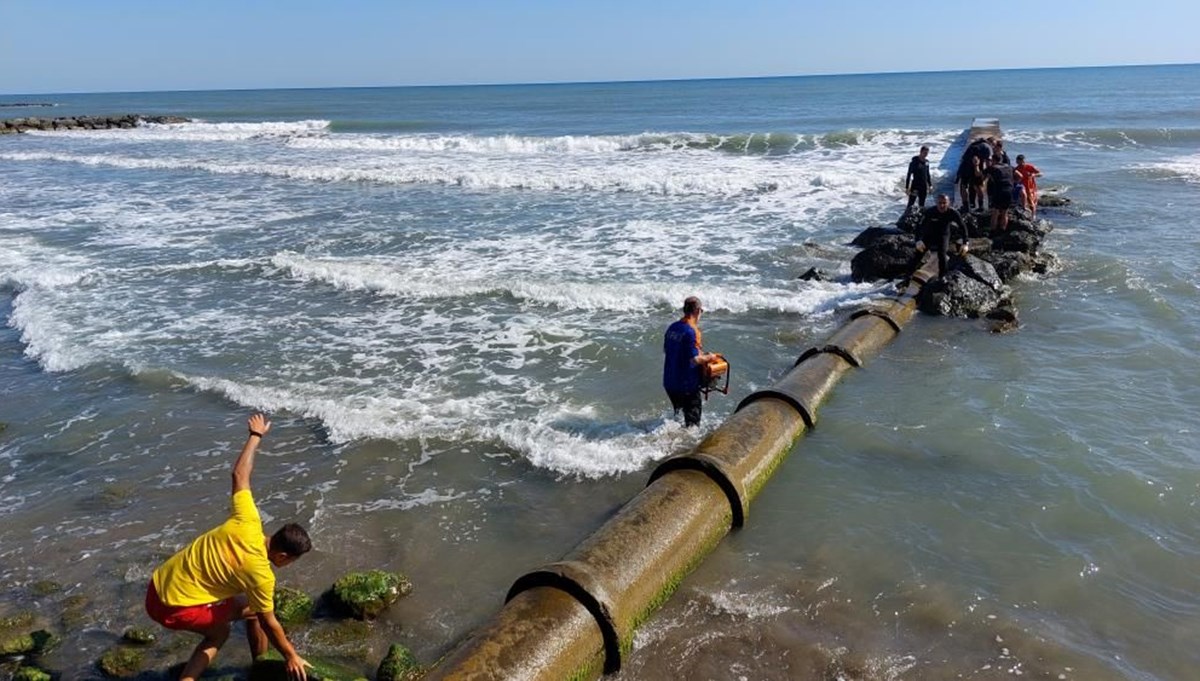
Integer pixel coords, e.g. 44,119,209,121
1004,127,1200,150
270,251,879,314
1134,154,1200,184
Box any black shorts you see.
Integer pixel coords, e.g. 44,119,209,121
989,191,1012,210
667,391,702,427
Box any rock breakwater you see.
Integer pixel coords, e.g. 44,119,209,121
0,114,189,134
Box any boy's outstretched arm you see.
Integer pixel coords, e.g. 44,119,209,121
232,414,272,494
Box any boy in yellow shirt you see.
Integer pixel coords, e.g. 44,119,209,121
146,414,312,681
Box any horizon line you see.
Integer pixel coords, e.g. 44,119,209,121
2,60,1196,98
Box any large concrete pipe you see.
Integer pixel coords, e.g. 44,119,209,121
427,253,943,680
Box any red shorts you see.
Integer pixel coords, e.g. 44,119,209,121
145,581,237,631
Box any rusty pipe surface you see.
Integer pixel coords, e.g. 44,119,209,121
428,252,944,681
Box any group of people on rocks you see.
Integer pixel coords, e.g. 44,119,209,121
907,137,1043,220
905,138,1044,279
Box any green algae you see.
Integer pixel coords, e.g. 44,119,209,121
376,643,424,681
0,612,35,632
305,620,372,660
97,645,145,678
329,570,412,620
273,586,314,625
28,581,62,597
14,666,52,681
250,649,366,681
121,627,156,645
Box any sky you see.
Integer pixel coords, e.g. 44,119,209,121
1,0,1198,94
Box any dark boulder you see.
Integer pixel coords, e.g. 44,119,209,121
992,229,1040,254
917,271,1001,318
955,254,1005,293
797,267,829,282
987,301,1020,333
894,207,922,234
850,234,917,282
850,226,906,247
979,251,1033,282
1038,193,1071,207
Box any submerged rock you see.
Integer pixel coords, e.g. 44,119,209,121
329,570,412,620
0,630,56,658
797,267,828,282
14,666,52,681
28,581,62,597
121,627,156,645
306,620,372,660
1038,193,1071,207
97,645,145,678
250,649,367,681
0,612,35,632
377,643,424,681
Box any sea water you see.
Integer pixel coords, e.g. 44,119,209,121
1,64,1198,679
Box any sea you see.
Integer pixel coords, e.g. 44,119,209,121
1,64,1198,680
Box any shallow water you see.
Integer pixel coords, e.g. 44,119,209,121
2,65,1199,679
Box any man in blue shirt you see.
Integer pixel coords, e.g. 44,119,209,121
663,296,716,427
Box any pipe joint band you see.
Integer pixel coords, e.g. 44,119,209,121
736,388,816,429
850,308,903,334
506,560,623,674
649,453,748,528
796,344,863,369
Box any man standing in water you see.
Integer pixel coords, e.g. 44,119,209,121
663,296,717,427
905,145,933,210
145,414,312,681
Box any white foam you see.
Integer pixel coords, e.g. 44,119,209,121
271,251,879,314
1137,154,1200,183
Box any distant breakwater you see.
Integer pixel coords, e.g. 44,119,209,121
0,114,189,134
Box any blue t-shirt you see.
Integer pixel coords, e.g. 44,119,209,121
663,319,701,393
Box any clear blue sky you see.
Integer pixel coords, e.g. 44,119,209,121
2,0,1197,94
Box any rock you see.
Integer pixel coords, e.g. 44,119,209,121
992,229,1040,254
274,586,315,625
306,620,372,660
954,254,1005,293
121,627,156,645
250,649,366,681
987,303,1020,334
97,646,145,678
377,643,424,681
14,666,52,681
0,612,35,631
850,226,906,247
1038,193,1071,207
60,594,89,629
797,267,828,282
28,581,61,597
917,271,1001,318
979,251,1032,282
329,570,412,620
1,630,57,658
894,207,922,234
850,234,918,282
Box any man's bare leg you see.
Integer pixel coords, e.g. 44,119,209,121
246,614,269,659
180,622,231,681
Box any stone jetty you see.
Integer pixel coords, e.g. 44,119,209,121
0,114,189,134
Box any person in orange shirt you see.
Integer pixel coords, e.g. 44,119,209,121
1014,154,1043,215
145,414,312,681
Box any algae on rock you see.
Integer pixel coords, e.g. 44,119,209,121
97,645,145,678
250,649,367,681
329,570,412,620
274,586,315,625
377,643,424,681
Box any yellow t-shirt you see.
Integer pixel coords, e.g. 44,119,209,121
152,489,276,613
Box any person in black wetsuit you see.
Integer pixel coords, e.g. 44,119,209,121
905,145,933,210
985,154,1015,233
913,194,968,279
